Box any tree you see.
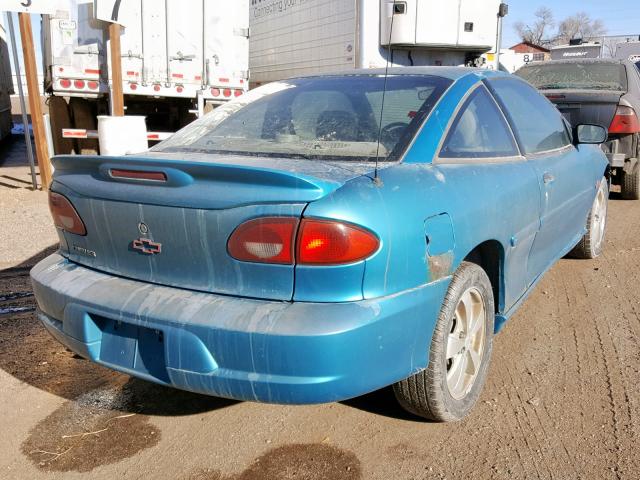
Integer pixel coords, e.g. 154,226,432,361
513,8,608,47
556,12,607,45
513,7,555,47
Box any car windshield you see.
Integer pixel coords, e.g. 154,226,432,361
153,75,452,162
516,63,628,91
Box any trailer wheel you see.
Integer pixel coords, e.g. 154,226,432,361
621,160,640,200
48,96,75,155
69,97,99,155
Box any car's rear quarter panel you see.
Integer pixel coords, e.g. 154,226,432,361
304,159,541,314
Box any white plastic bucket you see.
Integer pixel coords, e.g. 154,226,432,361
97,115,148,156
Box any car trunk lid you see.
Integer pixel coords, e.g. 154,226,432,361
51,153,372,301
541,89,624,129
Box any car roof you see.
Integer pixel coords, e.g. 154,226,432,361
290,66,509,81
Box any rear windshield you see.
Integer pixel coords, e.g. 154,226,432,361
516,63,628,91
153,75,452,162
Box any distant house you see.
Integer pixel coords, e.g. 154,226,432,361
483,42,551,74
509,42,551,62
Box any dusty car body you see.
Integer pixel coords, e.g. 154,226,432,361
516,59,640,199
31,68,609,421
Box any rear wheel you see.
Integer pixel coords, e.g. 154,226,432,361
393,262,494,422
621,160,639,200
570,177,609,259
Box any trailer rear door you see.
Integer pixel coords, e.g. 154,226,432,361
167,0,204,87
205,0,249,88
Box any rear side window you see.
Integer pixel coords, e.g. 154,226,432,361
440,86,518,159
488,79,572,155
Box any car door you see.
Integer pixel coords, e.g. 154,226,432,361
435,84,541,309
487,77,596,284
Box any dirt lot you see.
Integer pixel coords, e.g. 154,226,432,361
1,137,639,479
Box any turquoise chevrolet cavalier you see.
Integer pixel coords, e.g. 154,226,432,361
31,68,609,421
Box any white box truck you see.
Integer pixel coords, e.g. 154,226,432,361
615,41,640,63
249,0,503,85
42,0,249,154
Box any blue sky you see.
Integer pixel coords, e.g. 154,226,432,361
2,13,43,78
503,0,639,47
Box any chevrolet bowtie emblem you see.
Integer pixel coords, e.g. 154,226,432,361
132,238,162,255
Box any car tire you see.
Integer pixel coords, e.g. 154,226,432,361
393,261,494,422
569,177,609,259
621,161,639,200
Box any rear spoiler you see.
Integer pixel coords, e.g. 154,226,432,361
51,155,342,209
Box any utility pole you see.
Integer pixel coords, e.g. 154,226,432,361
18,12,52,189
495,3,509,71
6,12,37,189
108,22,124,116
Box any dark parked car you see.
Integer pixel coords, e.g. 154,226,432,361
516,59,640,199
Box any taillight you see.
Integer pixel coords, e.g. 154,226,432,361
73,79,85,89
234,89,243,97
223,88,232,97
227,217,380,266
228,217,298,264
297,219,379,265
609,105,640,134
48,192,86,236
59,78,71,89
211,88,220,97
88,81,99,90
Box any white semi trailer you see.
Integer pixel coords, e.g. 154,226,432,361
0,22,12,142
249,0,504,85
42,0,249,154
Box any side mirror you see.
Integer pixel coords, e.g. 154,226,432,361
575,124,607,145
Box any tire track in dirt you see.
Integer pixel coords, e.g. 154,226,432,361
584,275,623,480
559,261,618,479
589,222,640,478
514,276,580,474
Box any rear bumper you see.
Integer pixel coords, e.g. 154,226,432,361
603,135,637,167
30,254,449,404
605,152,626,168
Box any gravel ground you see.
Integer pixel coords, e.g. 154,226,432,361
0,136,58,270
1,138,639,479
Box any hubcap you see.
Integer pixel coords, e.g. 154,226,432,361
591,181,607,251
446,287,486,400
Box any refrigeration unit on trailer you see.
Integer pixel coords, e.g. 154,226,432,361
249,0,503,85
42,0,249,155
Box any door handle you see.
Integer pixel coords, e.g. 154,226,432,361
543,172,555,185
